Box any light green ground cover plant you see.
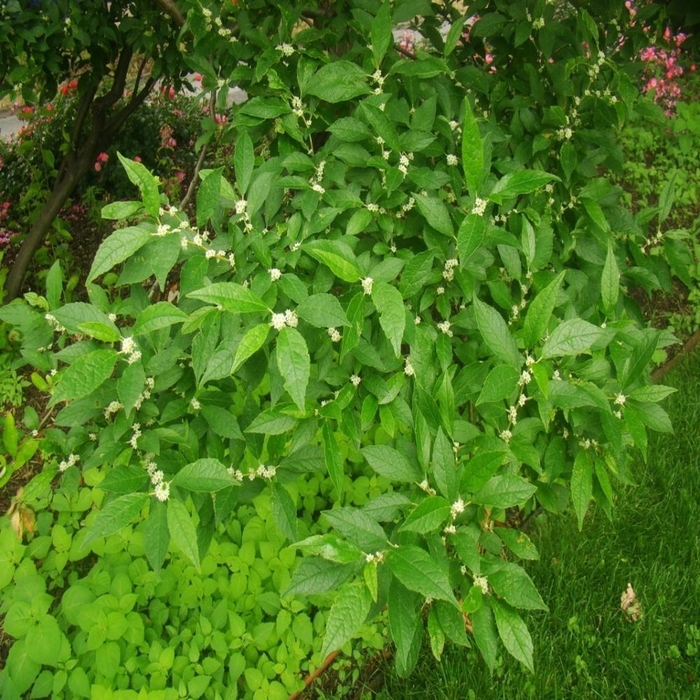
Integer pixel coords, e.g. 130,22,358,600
380,352,700,699
0,0,689,697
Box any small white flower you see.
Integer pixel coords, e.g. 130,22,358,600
437,286,445,295
108,313,117,322
449,120,460,131
312,183,325,194
276,42,295,56
269,267,282,281
552,370,561,381
235,199,247,215
507,405,518,424
155,223,171,237
472,197,487,216
328,327,342,343
518,393,528,407
437,320,453,337
500,429,513,444
443,524,457,535
450,497,465,519
190,398,201,410
418,479,436,496
271,313,287,331
366,203,379,212
284,309,298,328
350,374,362,387
404,358,415,377
473,575,489,595
446,154,458,166
614,393,627,406
519,370,532,386
154,481,170,502
361,277,373,295
414,315,421,325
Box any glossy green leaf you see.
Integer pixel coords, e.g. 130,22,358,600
297,293,350,328
489,170,559,203
492,598,534,672
601,244,620,314
387,545,458,606
488,563,547,611
371,2,393,65
283,557,356,596
476,365,520,405
307,61,371,103
362,445,422,483
473,296,521,367
372,282,405,358
541,319,607,359
171,458,235,492
400,496,451,534
83,493,149,545
321,583,372,657
133,301,188,335
522,271,565,348
187,283,269,313
472,475,537,508
87,224,152,283
231,323,269,373
276,327,310,412
52,349,118,403
305,240,361,282
414,193,454,237
457,213,485,266
117,152,160,217
167,498,201,571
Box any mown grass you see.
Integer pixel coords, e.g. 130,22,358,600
373,353,700,699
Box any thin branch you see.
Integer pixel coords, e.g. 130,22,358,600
133,54,150,96
154,0,186,27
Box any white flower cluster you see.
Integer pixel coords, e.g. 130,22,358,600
227,464,277,481
418,478,436,496
58,453,79,473
614,393,627,406
119,336,141,364
276,43,295,56
145,459,170,502
129,423,141,450
350,374,362,387
499,428,513,444
104,400,123,420
328,327,342,343
472,197,487,216
403,358,415,377
270,309,298,331
365,551,386,564
269,267,282,281
44,313,66,333
443,258,459,281
446,154,458,166
473,574,489,595
361,277,373,295
437,320,453,337
450,497,466,520
556,126,573,140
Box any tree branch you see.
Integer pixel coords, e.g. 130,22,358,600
154,0,186,27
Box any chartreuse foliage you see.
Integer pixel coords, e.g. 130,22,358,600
0,0,686,696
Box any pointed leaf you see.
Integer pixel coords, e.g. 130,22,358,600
522,271,565,348
167,498,201,571
144,499,170,573
371,2,393,65
235,131,255,195
492,599,534,672
541,319,606,359
414,193,454,237
473,296,521,367
457,213,485,266
387,545,458,605
133,302,188,335
271,482,298,542
488,563,547,611
571,450,593,530
322,507,387,551
307,61,371,103
305,240,361,282
87,225,153,283
171,459,235,492
187,283,269,313
490,170,559,203
276,327,310,412
462,98,484,196
83,493,149,545
232,324,270,373
362,445,422,483
399,496,451,534
321,584,372,658
372,282,405,357
52,349,118,403
323,423,345,500
476,365,520,405
117,153,160,217
472,475,536,508
601,244,620,314
297,293,350,328
283,557,356,596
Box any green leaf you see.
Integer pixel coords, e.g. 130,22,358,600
305,240,361,282
473,297,521,367
188,283,269,313
476,365,520,405
117,362,145,417
601,244,620,314
372,282,405,358
245,409,297,435
83,493,149,545
323,423,345,500
297,293,349,328
492,599,534,672
196,168,223,227
133,301,188,335
457,214,485,266
3,411,18,457
628,384,676,403
495,528,540,561
571,450,593,531
171,459,235,492
294,534,362,564
432,427,458,501
400,496,451,534
271,482,298,542
387,546,458,606
472,475,537,508
52,349,118,403
328,117,372,142
471,603,498,672
26,616,68,667
231,324,270,373
461,98,484,195
445,14,468,56
276,327,310,412
489,170,559,204
100,465,149,494
414,193,454,237
144,499,170,573
321,584,372,658
522,271,565,348
362,445,422,483
117,153,160,217
52,302,119,337
488,564,547,611
388,580,422,677
167,498,201,571
87,224,152,283
101,200,142,220
283,557,356,596
322,508,387,552
235,130,255,195
541,319,606,359
6,638,41,694
307,61,371,103
371,2,393,65
46,260,63,310
201,405,244,440
400,249,436,298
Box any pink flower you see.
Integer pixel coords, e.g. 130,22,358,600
134,155,142,162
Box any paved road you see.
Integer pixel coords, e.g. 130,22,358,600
0,113,22,141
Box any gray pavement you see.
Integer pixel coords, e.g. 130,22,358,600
0,113,22,141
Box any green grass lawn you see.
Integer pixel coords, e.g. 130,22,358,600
374,353,700,699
